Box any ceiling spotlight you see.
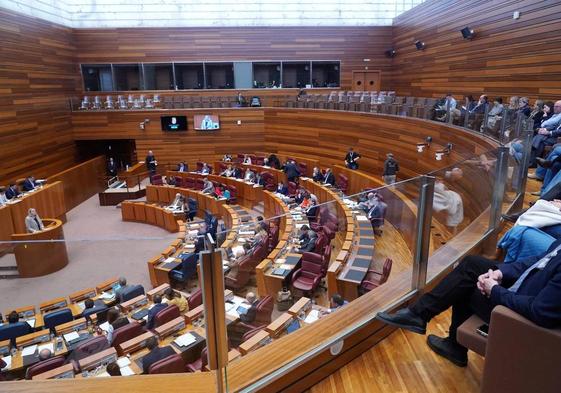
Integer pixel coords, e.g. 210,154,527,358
385,49,396,58
414,40,425,50
461,27,475,40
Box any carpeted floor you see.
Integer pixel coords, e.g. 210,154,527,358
0,195,176,314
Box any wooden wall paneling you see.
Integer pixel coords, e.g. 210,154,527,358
0,9,79,185
390,0,561,100
0,206,14,244
47,156,106,211
73,26,393,91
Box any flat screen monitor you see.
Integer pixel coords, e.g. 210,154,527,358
161,116,187,131
194,114,220,130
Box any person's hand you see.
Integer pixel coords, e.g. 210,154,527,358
538,128,550,135
477,269,502,296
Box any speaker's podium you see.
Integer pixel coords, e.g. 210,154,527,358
11,218,69,277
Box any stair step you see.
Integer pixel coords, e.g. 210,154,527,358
0,272,20,279
0,266,18,271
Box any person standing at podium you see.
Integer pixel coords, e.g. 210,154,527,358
145,150,157,175
25,208,44,233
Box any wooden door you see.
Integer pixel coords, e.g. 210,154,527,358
364,71,381,91
352,72,366,91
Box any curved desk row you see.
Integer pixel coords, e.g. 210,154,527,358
121,201,179,233
146,184,227,218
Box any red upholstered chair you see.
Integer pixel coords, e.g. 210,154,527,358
225,256,252,290
186,347,208,372
227,185,237,204
250,240,269,270
241,326,266,342
337,174,349,194
151,174,164,185
148,354,186,374
111,322,144,350
313,232,329,254
261,172,276,191
292,260,324,295
360,258,393,293
287,182,298,197
237,296,274,332
254,156,265,166
236,154,245,164
153,305,180,329
26,356,66,379
188,288,203,309
184,177,196,189
72,336,110,363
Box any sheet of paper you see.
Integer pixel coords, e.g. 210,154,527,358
356,215,369,222
117,357,131,368
184,244,195,249
165,257,175,263
38,343,54,354
63,331,80,342
99,321,111,332
22,345,37,356
26,318,36,328
99,292,114,300
188,229,198,235
304,310,320,324
0,356,11,370
224,302,236,312
280,264,293,270
174,332,196,347
95,371,110,378
120,366,135,376
239,230,255,236
76,301,86,311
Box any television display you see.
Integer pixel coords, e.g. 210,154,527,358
161,116,187,131
194,114,220,130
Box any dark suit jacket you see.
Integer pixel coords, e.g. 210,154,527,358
146,303,168,329
306,205,319,220
112,316,130,330
5,187,20,199
284,163,301,180
323,172,336,185
493,239,561,328
298,231,318,253
239,300,259,323
142,346,176,374
276,185,288,195
22,179,35,192
312,172,323,182
177,163,188,172
146,155,157,171
82,300,108,321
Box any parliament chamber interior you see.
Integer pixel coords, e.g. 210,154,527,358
1,0,560,392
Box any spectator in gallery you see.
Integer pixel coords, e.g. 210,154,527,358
177,161,188,172
236,92,246,107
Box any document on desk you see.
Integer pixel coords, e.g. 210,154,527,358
76,301,86,311
174,332,196,347
117,357,131,368
164,257,176,264
38,343,54,354
239,230,255,236
304,310,320,324
184,244,195,249
26,318,36,328
99,292,115,300
22,345,37,357
120,366,135,376
1,356,11,370
99,321,111,332
280,264,293,270
188,229,199,235
63,331,80,342
95,371,110,378
356,215,369,222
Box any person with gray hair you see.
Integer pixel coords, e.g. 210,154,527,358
25,208,44,233
239,292,259,323
383,153,399,185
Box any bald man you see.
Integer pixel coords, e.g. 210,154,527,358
239,292,259,323
145,150,157,173
25,208,44,233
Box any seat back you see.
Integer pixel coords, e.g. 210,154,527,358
251,240,269,268
188,288,203,309
337,174,349,193
111,321,144,347
119,285,145,303
148,353,185,374
154,305,180,328
301,260,323,277
26,356,66,379
314,233,328,253
0,322,31,344
380,258,393,285
287,181,298,197
151,174,163,185
302,251,323,266
73,336,110,362
254,296,274,325
195,179,204,191
196,162,204,172
44,308,73,332
242,326,266,342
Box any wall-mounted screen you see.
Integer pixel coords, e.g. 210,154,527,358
161,116,187,131
194,115,220,130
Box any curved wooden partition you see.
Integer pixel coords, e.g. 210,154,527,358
11,219,69,278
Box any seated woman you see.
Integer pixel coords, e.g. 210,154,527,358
221,165,234,177
167,193,184,211
163,287,189,312
244,168,255,183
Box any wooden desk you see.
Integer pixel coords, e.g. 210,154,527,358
5,182,66,234
11,218,69,278
32,363,75,380
121,200,179,232
265,313,294,338
124,162,147,188
0,205,14,247
238,330,271,356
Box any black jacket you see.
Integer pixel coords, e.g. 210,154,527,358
142,346,176,374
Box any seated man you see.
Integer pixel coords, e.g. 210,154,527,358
305,197,319,220
321,294,349,316
81,298,108,322
184,197,198,222
5,184,20,200
202,178,214,194
367,194,388,234
297,225,318,253
242,154,252,165
276,182,288,196
376,240,561,367
254,216,269,233
358,192,377,212
25,349,53,379
141,336,175,374
114,277,132,303
221,164,234,177
322,168,336,186
312,167,323,182
167,193,184,211
177,161,188,172
238,292,260,323
1,311,33,339
244,168,255,183
530,100,561,166
106,362,122,376
25,208,44,233
22,176,37,192
200,163,211,175
146,294,168,330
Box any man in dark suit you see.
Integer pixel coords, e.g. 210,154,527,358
5,184,20,200
114,277,132,303
81,298,108,322
22,176,36,192
107,158,117,176
185,197,198,222
145,150,157,174
323,168,336,186
377,239,561,367
344,147,361,170
283,160,301,182
146,295,167,330
141,336,175,374
297,225,318,253
177,161,188,172
276,182,288,195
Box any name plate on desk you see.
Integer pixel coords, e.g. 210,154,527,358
40,298,67,313
118,332,154,355
119,295,148,313
16,329,51,347
154,317,186,339
79,347,118,371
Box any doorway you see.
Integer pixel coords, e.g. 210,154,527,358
352,70,381,91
